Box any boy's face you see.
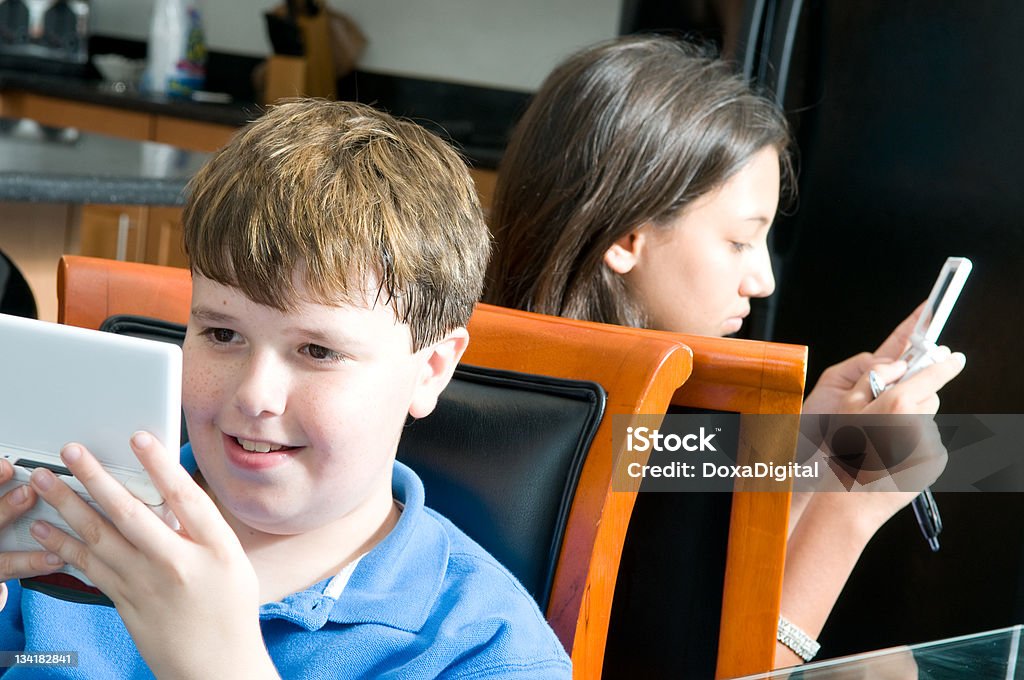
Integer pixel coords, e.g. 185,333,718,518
181,274,460,536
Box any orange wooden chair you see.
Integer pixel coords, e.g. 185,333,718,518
57,256,191,329
470,307,807,679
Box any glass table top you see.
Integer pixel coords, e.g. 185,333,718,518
735,626,1024,680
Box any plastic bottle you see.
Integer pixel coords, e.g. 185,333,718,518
143,0,207,97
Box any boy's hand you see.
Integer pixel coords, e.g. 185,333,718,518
26,434,279,679
0,459,65,612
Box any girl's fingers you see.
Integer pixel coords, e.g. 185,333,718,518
874,302,927,359
897,350,967,398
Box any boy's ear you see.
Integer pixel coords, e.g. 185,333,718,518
408,327,470,419
603,227,649,275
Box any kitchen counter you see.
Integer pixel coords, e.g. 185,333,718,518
0,117,209,205
0,68,259,129
0,115,208,321
0,65,511,169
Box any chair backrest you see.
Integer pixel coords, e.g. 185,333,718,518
671,335,806,678
57,256,191,328
56,255,697,679
395,363,607,611
1,249,37,319
481,312,806,679
465,304,806,679
97,313,608,615
654,331,807,679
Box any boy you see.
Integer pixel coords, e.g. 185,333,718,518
0,100,572,678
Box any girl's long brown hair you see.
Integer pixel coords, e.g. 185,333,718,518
485,35,793,327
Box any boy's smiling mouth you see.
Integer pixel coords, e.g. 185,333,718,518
236,437,288,453
221,433,301,471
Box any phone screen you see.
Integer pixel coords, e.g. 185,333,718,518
914,257,972,344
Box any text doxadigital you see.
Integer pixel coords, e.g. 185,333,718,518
624,426,818,483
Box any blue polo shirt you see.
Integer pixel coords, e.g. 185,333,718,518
0,455,571,678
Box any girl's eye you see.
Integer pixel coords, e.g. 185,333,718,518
303,344,344,363
730,241,751,253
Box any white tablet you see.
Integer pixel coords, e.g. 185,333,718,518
0,312,182,590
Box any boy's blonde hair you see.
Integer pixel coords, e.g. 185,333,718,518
183,99,490,350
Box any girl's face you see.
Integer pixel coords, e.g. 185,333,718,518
604,146,781,337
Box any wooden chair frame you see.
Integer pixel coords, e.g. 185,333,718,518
669,332,807,678
468,312,807,678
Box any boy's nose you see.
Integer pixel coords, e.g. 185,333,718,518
740,248,776,298
234,354,288,417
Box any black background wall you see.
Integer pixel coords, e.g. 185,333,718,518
759,0,1024,659
622,0,1024,662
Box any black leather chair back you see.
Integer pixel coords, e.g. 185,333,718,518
0,250,36,319
100,314,606,610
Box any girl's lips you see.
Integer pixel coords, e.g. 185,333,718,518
723,317,745,334
722,307,750,335
222,433,300,471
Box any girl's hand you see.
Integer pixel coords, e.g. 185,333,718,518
792,304,964,532
27,433,279,679
803,303,965,417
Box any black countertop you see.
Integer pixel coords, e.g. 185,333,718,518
0,117,209,205
0,68,261,128
0,65,515,169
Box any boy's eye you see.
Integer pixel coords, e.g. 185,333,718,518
303,344,344,363
205,327,239,344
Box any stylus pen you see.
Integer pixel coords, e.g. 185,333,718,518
869,372,942,551
911,489,942,551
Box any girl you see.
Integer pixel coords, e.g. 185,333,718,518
485,35,964,670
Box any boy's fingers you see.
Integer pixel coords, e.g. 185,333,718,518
52,442,169,553
0,484,38,528
27,520,116,589
0,458,14,484
28,465,134,572
129,432,232,547
0,548,65,582
0,468,66,584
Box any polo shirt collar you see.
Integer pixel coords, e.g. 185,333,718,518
179,446,448,633
325,461,449,631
